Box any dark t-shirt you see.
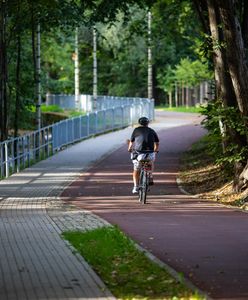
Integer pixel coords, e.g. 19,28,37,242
130,126,159,151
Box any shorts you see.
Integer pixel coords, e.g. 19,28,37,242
131,152,156,171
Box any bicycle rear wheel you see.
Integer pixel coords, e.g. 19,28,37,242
139,170,148,204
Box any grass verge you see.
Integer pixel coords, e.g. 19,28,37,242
155,106,203,114
63,226,205,300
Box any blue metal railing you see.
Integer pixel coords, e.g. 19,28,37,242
0,97,154,179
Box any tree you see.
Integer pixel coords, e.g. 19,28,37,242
0,0,90,139
0,0,8,141
151,0,206,102
193,0,248,191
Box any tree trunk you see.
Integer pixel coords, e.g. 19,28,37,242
217,0,248,118
207,0,239,154
0,0,8,141
207,0,237,107
216,0,248,191
36,23,41,130
14,34,21,138
192,0,210,33
30,2,37,86
241,0,248,56
195,0,248,191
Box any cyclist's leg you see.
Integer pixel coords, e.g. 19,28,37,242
133,169,140,186
132,159,141,193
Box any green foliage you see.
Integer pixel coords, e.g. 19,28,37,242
156,105,203,113
97,9,148,97
41,104,64,113
202,100,248,138
201,100,248,168
4,0,213,133
63,226,204,300
157,65,175,93
157,58,213,94
65,110,86,118
152,0,213,101
174,58,213,87
42,29,75,94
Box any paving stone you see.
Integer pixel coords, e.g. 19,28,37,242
0,129,135,300
0,119,184,300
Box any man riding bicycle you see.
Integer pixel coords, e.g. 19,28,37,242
128,117,159,194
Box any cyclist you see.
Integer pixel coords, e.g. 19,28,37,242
128,117,159,194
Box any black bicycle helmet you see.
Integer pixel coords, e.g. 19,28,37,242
138,116,149,126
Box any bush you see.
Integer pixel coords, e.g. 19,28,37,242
201,100,248,169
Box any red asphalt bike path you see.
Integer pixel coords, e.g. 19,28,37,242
61,118,248,300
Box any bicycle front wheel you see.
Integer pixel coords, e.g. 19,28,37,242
139,170,148,204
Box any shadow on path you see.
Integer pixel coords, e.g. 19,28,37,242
62,123,248,300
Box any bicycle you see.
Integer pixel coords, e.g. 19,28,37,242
133,150,156,204
138,158,152,204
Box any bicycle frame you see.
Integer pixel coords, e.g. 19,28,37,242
138,159,152,204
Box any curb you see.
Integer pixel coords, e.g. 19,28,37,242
55,139,212,299
134,243,212,300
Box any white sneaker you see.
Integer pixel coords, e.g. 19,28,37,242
132,186,139,194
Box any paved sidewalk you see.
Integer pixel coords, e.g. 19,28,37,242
0,111,201,299
0,128,135,300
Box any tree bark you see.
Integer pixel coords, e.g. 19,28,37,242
192,0,210,34
14,34,21,138
207,0,237,107
241,0,248,53
217,0,248,118
216,0,248,191
0,0,8,141
207,0,243,156
28,1,37,91
195,0,248,191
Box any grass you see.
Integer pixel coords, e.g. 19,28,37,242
156,106,203,114
41,104,64,113
64,110,86,117
41,104,86,118
63,226,205,300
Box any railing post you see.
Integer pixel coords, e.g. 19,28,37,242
79,116,82,139
121,106,124,128
72,118,75,143
27,135,30,167
14,139,20,173
5,142,9,178
130,105,134,126
95,111,98,134
66,119,69,145
52,123,56,153
0,144,3,178
103,110,106,131
87,113,90,137
112,108,115,129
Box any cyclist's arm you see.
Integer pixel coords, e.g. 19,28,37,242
153,130,159,152
154,142,159,152
128,140,134,152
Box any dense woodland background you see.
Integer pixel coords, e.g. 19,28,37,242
1,0,248,192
